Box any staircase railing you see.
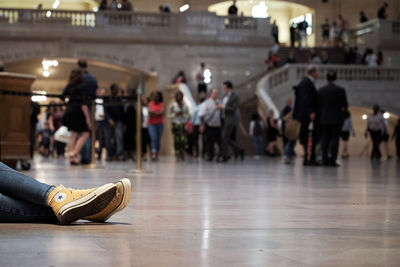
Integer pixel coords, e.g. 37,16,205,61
256,63,400,120
348,19,400,50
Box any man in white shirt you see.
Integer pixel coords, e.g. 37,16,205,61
95,88,111,160
199,89,222,161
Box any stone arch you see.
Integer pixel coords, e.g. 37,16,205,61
0,47,148,74
4,56,153,95
208,0,316,46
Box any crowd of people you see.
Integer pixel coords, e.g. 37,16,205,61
278,65,398,166
167,80,245,162
260,2,393,69
98,0,172,13
98,0,133,11
33,60,139,164
264,45,388,73
316,15,349,48
344,47,386,66
33,62,251,164
289,19,310,49
318,3,391,48
32,58,399,167
174,63,399,165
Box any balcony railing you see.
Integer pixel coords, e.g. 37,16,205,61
0,8,263,31
0,8,271,46
0,8,96,27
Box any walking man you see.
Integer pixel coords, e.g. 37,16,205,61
219,81,244,162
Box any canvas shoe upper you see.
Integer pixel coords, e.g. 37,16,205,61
47,183,116,224
84,178,131,222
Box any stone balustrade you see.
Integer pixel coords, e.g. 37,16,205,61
0,8,271,46
257,64,400,117
266,64,400,90
348,19,400,50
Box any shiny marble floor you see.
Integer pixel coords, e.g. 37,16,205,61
1,156,400,267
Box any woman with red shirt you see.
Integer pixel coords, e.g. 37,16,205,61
148,91,164,161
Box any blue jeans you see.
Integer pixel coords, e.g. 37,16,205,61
148,123,164,152
113,121,124,157
284,140,297,160
96,120,112,158
81,137,91,164
0,162,57,223
253,135,263,156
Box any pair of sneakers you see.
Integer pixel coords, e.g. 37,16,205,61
47,178,131,224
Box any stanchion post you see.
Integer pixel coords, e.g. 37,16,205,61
128,81,152,174
136,94,142,171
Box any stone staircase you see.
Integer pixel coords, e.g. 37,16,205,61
234,47,346,103
228,47,347,156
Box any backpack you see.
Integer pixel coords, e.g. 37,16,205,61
283,111,301,141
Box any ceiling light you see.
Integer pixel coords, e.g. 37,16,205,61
252,1,268,18
42,70,50,77
180,4,189,12
52,0,60,9
32,91,47,102
383,112,390,119
204,69,212,84
362,114,367,120
42,59,58,68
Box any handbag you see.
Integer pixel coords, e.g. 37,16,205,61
54,126,70,144
283,111,301,141
186,120,194,134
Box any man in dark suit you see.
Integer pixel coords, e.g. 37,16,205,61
318,70,348,166
293,65,319,165
218,81,244,162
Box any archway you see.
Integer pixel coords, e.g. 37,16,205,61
345,106,398,158
5,57,153,96
209,0,315,46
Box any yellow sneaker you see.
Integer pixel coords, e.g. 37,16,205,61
84,178,131,222
47,183,116,224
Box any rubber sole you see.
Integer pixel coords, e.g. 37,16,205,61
103,178,132,221
58,184,116,224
